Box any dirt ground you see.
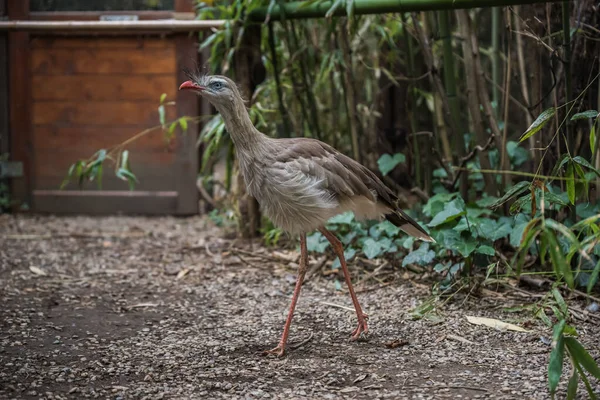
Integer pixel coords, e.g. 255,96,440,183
1,214,599,399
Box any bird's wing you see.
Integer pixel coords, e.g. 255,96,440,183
272,138,397,207
271,138,434,242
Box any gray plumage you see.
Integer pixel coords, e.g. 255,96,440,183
181,74,434,241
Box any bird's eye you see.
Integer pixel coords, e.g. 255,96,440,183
212,81,223,90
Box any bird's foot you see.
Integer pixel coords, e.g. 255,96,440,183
350,314,369,341
263,343,286,357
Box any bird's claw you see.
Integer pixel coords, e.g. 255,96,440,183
263,344,286,357
350,314,369,341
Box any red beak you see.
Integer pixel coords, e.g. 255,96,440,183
179,80,204,91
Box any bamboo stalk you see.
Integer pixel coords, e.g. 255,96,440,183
250,0,563,21
402,13,422,189
562,1,573,152
456,9,498,196
268,22,294,137
491,7,501,118
437,10,468,198
338,26,361,163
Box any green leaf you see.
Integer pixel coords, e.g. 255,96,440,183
332,247,357,269
548,334,565,395
552,289,569,317
428,199,466,227
476,245,496,256
455,239,478,257
328,211,355,225
570,110,598,120
572,156,600,177
566,367,578,400
507,141,530,167
377,153,406,176
362,238,384,259
545,229,573,288
402,243,435,267
346,0,355,19
590,124,596,155
160,93,167,104
306,232,329,253
588,259,600,294
564,337,600,379
179,118,188,132
520,107,555,142
158,105,166,126
566,162,575,205
120,150,130,170
116,168,138,190
324,0,344,18
489,181,530,209
544,191,569,207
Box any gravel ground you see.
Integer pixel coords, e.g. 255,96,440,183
1,214,599,399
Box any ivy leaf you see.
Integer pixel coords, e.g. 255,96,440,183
570,110,598,121
476,245,496,256
455,238,478,257
328,211,355,225
507,141,530,167
402,243,435,267
332,247,357,269
377,153,406,176
362,238,384,259
520,107,555,142
307,232,329,253
428,199,466,227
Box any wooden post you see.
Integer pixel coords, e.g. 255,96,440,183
0,0,8,212
233,22,265,238
7,0,32,212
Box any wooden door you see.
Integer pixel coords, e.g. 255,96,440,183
7,0,200,215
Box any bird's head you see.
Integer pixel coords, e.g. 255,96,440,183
179,72,241,108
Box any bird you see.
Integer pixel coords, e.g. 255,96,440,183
179,73,434,357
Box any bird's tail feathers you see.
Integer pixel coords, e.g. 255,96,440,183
385,209,435,243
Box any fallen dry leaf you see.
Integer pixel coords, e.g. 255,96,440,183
466,316,530,332
176,268,190,280
29,266,47,276
384,338,410,348
353,373,368,384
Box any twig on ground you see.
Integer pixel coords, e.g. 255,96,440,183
288,331,314,350
306,256,328,281
320,301,356,312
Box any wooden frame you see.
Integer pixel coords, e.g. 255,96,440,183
8,0,32,211
7,0,204,215
0,0,8,160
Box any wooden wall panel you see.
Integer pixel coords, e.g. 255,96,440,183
33,126,178,152
32,47,176,75
32,101,176,125
29,35,185,207
32,75,176,101
31,36,172,49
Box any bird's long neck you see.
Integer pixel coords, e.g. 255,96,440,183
215,97,266,154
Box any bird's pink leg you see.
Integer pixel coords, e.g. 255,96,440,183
264,233,308,357
319,227,368,340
